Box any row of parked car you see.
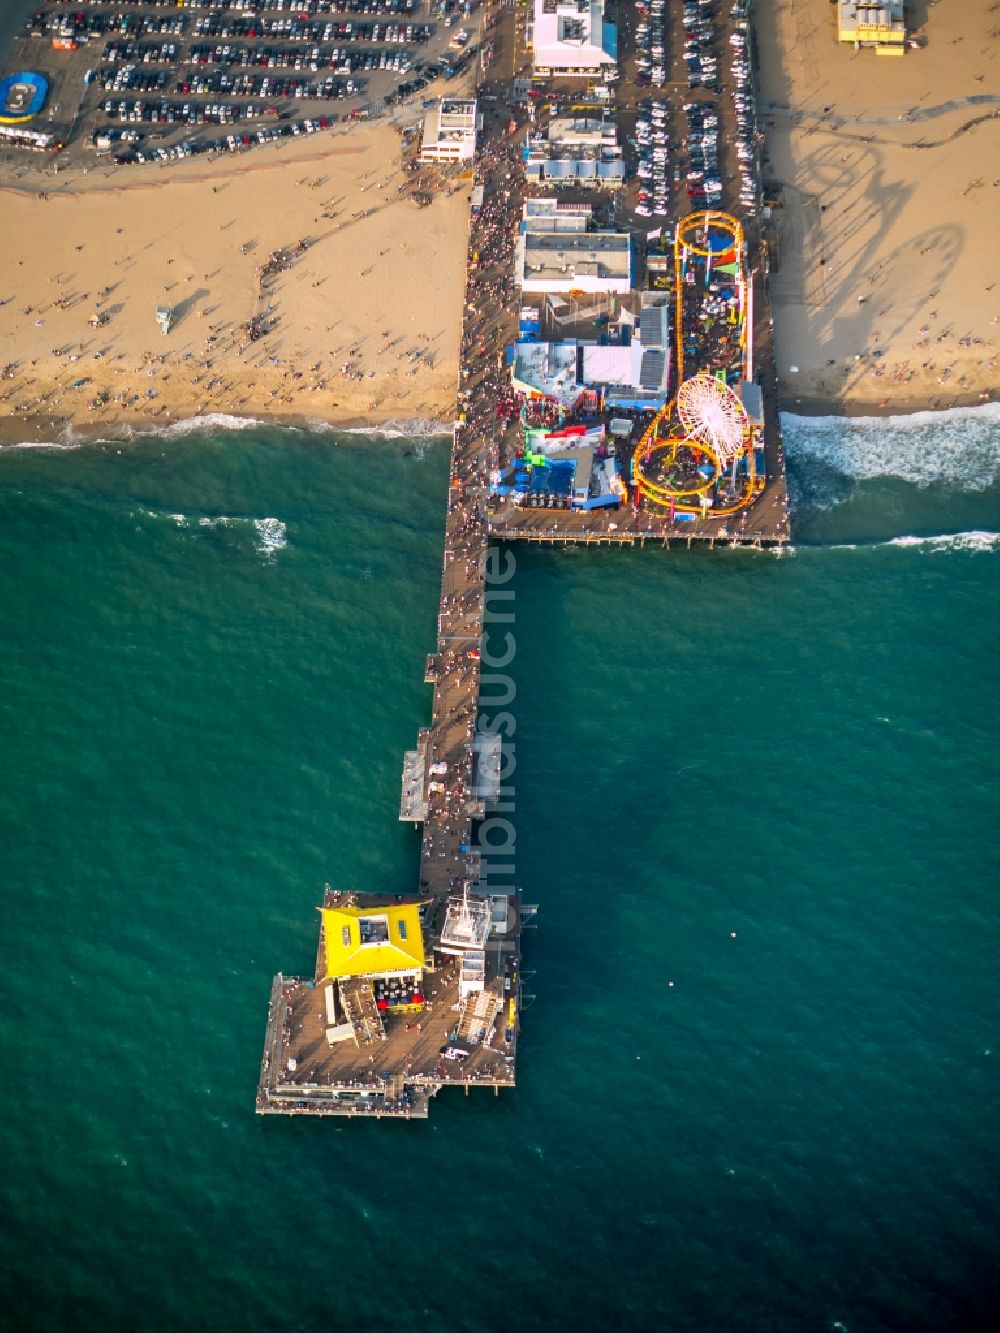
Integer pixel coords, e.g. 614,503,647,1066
182,30,429,69
102,115,339,165
203,0,417,12
211,0,417,11
32,10,187,39
32,0,420,38
175,53,406,96
633,100,671,218
729,2,758,213
97,66,171,95
682,100,723,208
98,91,362,125
190,13,422,41
634,0,668,90
198,0,415,10
682,0,720,92
99,41,183,65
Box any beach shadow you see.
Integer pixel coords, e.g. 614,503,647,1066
757,14,971,412
168,287,210,329
907,0,931,35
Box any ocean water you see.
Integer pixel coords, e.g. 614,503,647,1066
0,411,998,1333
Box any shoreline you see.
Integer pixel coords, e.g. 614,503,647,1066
0,406,453,448
0,120,471,446
776,391,997,419
3,393,998,450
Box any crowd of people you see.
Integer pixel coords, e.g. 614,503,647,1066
417,93,527,899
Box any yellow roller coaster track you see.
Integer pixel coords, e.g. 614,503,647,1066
633,210,758,515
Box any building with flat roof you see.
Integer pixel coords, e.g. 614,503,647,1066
525,112,624,188
547,113,615,147
836,1,906,53
525,149,625,187
517,198,631,294
510,301,671,410
518,230,632,293
530,0,618,78
523,196,594,233
512,340,583,409
420,97,479,162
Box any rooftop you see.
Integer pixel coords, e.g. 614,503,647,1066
522,230,631,281
532,0,617,73
512,339,582,406
837,0,906,41
420,96,478,156
320,898,426,980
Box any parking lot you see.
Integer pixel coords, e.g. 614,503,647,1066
0,0,483,170
612,0,763,241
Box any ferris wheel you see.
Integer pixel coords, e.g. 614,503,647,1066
676,373,748,468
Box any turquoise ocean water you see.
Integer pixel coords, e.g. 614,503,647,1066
1,409,998,1333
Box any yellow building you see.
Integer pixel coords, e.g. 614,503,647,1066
836,1,906,54
319,901,425,981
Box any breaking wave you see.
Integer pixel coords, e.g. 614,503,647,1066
831,531,1000,553
884,530,1000,553
0,412,448,453
131,414,265,439
135,507,287,559
782,404,1000,510
334,417,451,440
0,414,265,451
253,517,287,558
0,439,81,451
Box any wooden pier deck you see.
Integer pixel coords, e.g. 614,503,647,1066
258,0,790,1120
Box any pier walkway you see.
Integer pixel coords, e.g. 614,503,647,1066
258,0,790,1119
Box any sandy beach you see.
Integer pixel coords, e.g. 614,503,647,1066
1,5,997,439
0,121,470,441
758,0,1000,412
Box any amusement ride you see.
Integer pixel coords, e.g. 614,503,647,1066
632,209,763,516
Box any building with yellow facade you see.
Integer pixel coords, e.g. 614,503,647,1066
836,1,906,54
320,900,425,982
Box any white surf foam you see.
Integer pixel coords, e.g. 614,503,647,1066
830,531,1000,554
150,413,264,438
1,439,81,451
254,517,287,558
782,403,1000,495
335,417,451,440
884,530,1000,553
1,412,446,452
0,413,265,452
